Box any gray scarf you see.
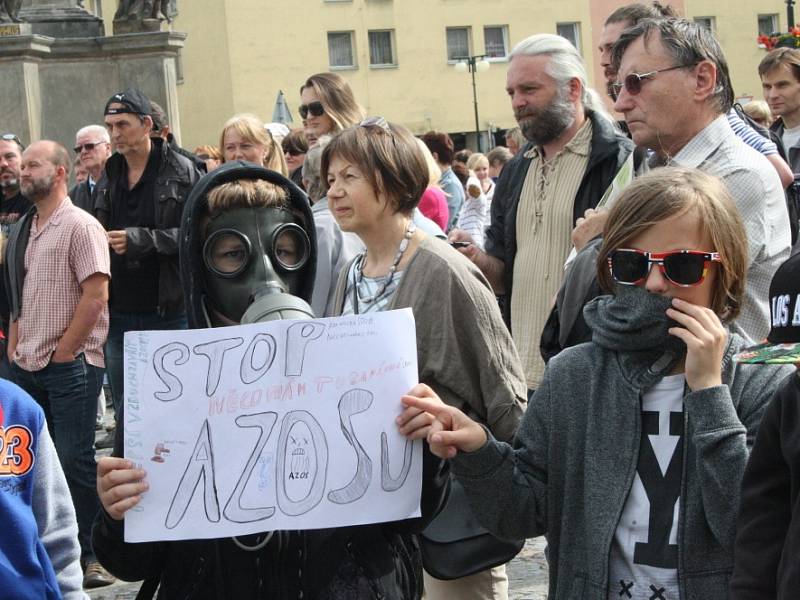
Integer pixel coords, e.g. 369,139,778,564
583,285,686,379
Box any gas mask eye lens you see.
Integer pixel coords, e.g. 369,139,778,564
272,224,310,271
204,230,252,277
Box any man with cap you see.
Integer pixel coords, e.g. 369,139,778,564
96,88,201,449
730,252,800,599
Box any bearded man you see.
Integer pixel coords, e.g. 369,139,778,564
449,33,632,393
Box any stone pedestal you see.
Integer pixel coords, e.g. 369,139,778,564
0,31,186,148
19,0,104,38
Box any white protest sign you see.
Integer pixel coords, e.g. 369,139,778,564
123,309,421,542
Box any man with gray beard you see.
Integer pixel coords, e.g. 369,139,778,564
449,33,633,393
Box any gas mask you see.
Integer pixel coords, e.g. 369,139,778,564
202,206,314,325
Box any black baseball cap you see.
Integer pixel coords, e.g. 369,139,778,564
104,88,152,117
735,252,800,364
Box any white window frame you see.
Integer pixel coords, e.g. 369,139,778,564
758,14,779,36
556,22,581,53
446,26,472,63
368,29,397,68
693,16,715,33
327,30,357,70
484,25,509,61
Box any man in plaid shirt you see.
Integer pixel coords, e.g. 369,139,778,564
5,140,114,589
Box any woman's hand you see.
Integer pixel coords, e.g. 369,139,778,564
667,297,727,391
97,457,149,521
400,383,487,459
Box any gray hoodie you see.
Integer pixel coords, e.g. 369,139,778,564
452,287,791,600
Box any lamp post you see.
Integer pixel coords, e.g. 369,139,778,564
454,54,490,151
789,0,796,30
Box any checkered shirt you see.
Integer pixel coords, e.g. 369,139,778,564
668,115,791,343
14,197,110,371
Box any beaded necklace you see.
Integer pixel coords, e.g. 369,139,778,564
354,219,416,308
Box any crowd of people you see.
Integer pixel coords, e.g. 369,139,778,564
2,1,800,599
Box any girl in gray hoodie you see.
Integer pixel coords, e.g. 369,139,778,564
399,167,792,600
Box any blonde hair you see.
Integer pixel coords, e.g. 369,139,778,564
300,73,366,133
741,100,772,127
219,114,288,176
415,138,442,188
597,167,748,321
206,179,288,216
466,152,489,171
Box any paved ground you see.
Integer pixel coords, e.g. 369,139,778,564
88,402,549,599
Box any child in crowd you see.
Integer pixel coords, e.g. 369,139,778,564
399,167,792,600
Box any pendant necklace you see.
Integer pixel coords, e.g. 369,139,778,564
354,219,416,309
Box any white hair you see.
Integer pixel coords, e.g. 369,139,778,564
75,124,110,143
510,34,612,122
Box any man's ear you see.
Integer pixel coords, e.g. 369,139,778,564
142,115,154,135
567,77,583,103
693,60,717,103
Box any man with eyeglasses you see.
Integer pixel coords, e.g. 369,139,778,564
612,18,789,343
70,125,111,215
95,88,201,451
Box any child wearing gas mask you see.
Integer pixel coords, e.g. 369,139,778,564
91,162,448,599
402,167,792,600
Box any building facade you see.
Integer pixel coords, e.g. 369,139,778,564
95,0,788,151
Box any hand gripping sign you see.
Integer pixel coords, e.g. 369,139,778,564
123,309,421,542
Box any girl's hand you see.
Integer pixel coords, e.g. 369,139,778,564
97,457,149,521
400,383,487,459
667,297,727,391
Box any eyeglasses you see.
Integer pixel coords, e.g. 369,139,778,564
1,133,23,149
611,64,694,96
299,101,325,120
608,248,721,287
73,141,108,154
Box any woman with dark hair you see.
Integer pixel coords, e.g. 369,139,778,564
404,167,791,600
324,118,527,599
281,129,308,189
421,131,464,232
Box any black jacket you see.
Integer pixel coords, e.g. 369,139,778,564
730,372,800,600
770,118,799,174
95,138,201,315
484,111,634,329
69,173,109,215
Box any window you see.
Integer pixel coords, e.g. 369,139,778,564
484,25,509,59
446,27,471,62
368,30,396,66
328,31,356,69
693,16,715,32
758,14,779,36
556,22,581,52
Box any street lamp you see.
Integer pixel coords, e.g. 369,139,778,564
454,54,490,151
789,0,796,30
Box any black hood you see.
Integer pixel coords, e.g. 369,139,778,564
179,161,317,329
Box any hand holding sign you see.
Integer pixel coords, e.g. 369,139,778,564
401,385,488,458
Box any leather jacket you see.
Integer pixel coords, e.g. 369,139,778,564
95,138,201,315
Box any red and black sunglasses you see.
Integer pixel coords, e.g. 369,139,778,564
608,248,721,287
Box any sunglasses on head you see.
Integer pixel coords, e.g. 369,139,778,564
73,141,107,154
611,63,695,96
608,248,721,287
299,101,325,120
1,133,23,149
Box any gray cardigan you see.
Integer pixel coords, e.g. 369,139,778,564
452,334,791,599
